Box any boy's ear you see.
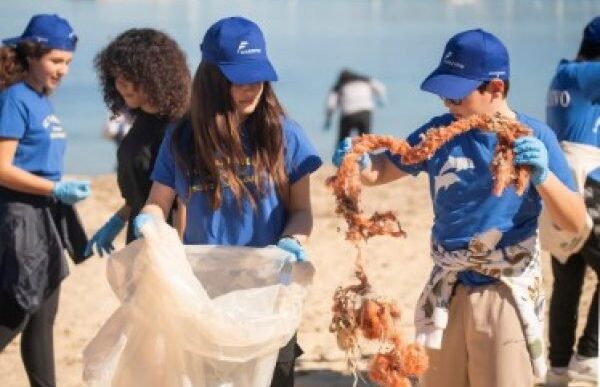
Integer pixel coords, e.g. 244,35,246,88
488,79,505,97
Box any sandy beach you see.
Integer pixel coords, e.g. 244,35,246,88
0,166,596,387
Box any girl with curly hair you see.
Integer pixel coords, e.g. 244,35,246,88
133,17,322,386
87,28,191,255
0,14,90,387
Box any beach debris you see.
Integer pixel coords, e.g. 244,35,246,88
327,114,532,386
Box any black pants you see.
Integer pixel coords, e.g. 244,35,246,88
0,286,60,387
549,178,600,367
270,334,303,387
337,110,372,144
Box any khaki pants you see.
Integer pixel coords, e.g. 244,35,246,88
422,283,534,387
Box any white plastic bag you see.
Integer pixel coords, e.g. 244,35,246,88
83,221,314,387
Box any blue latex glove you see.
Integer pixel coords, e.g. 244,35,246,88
277,236,306,262
331,137,371,170
86,213,126,257
52,180,91,204
133,213,156,239
513,136,549,186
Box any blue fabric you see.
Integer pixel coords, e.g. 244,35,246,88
200,17,277,84
151,118,322,246
0,82,67,181
421,29,510,100
387,112,574,285
546,60,600,181
385,112,575,286
3,14,77,52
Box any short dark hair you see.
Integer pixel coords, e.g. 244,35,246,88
577,39,600,60
477,80,510,98
95,28,191,119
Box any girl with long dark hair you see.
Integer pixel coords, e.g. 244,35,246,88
134,17,322,386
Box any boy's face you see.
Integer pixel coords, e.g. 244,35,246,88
442,79,505,119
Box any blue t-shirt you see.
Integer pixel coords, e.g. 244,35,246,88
386,113,575,285
546,59,600,181
151,118,323,246
0,82,67,181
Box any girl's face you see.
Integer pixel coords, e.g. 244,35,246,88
230,82,264,120
26,49,73,94
115,75,153,112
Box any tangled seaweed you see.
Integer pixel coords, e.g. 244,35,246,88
326,113,532,244
327,114,532,386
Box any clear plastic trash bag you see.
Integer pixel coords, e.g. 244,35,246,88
82,221,314,387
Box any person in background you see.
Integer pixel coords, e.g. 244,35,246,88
101,111,132,147
134,17,322,386
333,29,586,386
544,15,600,386
324,68,386,145
0,14,90,387
86,28,191,256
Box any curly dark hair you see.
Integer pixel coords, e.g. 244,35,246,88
95,28,191,119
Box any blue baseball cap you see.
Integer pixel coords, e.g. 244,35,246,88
3,14,77,52
584,16,600,44
200,16,277,84
421,29,509,100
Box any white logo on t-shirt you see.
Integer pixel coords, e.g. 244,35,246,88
434,155,475,196
43,114,66,139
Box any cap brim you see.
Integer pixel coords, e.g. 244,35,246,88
420,72,482,100
2,37,22,47
219,60,278,85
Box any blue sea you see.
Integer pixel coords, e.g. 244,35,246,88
1,0,599,175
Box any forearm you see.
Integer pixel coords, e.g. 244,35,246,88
281,209,312,244
537,173,587,233
360,153,407,186
0,164,55,196
115,205,131,221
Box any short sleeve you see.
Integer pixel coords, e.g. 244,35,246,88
533,119,577,191
283,119,323,184
150,127,177,189
0,92,27,139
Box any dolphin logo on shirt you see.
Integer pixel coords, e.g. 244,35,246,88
434,155,475,196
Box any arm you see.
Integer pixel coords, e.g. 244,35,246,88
359,152,409,186
0,138,55,195
324,92,338,129
280,174,312,244
140,181,177,221
536,173,587,233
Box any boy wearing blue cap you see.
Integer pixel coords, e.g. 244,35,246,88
334,29,586,386
134,17,322,386
544,16,600,386
0,14,91,387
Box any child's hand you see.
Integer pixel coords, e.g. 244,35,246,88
332,137,371,170
514,136,549,186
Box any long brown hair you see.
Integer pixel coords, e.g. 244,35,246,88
0,42,51,92
172,62,289,210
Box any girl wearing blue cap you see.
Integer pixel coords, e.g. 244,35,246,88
134,16,322,386
334,29,586,387
86,28,191,256
0,14,90,387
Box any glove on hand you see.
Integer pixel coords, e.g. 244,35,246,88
513,136,549,186
86,213,126,257
332,137,371,170
277,235,306,262
52,180,91,204
132,213,157,239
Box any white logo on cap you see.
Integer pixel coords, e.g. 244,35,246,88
444,51,453,60
237,40,261,55
488,71,506,78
